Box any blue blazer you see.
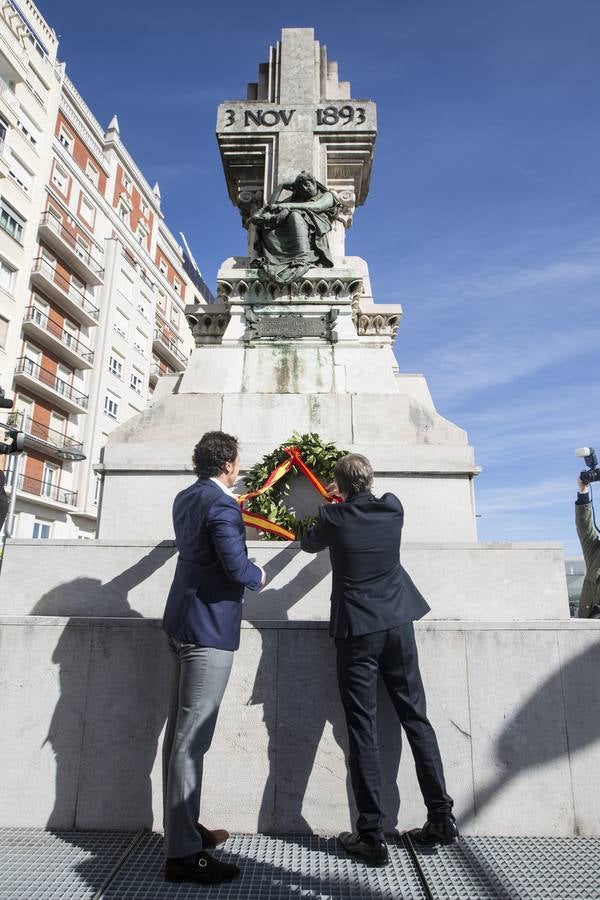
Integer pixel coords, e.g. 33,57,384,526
301,491,430,639
162,479,262,650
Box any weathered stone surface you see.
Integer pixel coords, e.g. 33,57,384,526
0,540,569,621
466,629,575,836
179,347,244,394
1,617,599,836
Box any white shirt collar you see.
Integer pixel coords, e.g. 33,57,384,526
210,476,236,497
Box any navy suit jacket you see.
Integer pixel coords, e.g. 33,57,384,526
162,479,262,650
300,491,430,639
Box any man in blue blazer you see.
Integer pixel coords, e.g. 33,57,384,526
301,453,456,866
162,431,264,885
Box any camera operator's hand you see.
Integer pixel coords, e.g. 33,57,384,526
578,478,589,494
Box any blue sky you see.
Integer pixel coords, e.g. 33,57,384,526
38,0,600,554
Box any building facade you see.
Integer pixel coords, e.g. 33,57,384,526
0,0,209,540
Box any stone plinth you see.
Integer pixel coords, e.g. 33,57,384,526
1,614,598,836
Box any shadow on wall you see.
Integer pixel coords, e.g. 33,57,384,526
461,638,600,831
31,542,176,896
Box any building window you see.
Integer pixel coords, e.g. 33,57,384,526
104,394,119,419
17,109,41,148
118,204,128,224
58,125,74,153
113,309,129,339
141,198,148,217
136,224,147,247
0,117,7,143
79,194,96,228
130,370,143,394
7,150,33,194
75,235,90,264
109,354,123,379
159,258,167,277
173,277,181,296
41,462,59,497
93,475,101,506
85,160,99,187
170,306,180,329
122,170,132,192
0,314,8,348
0,199,24,243
157,289,167,312
0,258,15,294
32,520,51,539
133,328,147,354
51,163,70,195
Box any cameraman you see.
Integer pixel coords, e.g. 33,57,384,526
575,478,600,618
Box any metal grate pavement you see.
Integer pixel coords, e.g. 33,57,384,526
410,834,600,900
0,828,136,900
104,832,429,899
1,829,600,899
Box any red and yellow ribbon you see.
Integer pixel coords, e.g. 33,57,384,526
237,445,340,540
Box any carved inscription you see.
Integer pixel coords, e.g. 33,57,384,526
316,105,366,126
222,106,367,128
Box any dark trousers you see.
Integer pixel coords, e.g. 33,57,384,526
336,621,453,840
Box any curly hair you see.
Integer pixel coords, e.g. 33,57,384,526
192,431,238,479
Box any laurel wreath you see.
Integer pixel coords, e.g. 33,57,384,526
243,432,348,540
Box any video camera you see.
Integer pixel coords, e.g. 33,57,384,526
576,447,600,485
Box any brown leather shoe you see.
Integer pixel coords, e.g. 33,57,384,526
165,851,239,884
196,822,229,848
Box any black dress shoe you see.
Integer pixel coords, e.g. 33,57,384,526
407,817,459,846
164,851,240,884
338,831,389,866
196,821,229,848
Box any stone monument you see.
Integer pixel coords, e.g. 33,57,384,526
96,27,478,545
1,29,599,840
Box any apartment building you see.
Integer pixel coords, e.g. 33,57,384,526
0,0,210,541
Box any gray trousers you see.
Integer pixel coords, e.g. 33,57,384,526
162,637,234,858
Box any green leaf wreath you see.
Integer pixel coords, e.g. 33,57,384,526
243,431,348,540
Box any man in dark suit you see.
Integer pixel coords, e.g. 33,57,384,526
162,431,265,885
301,453,457,866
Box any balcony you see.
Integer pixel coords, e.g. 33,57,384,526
15,472,77,509
152,329,188,370
18,415,85,461
38,213,104,286
0,16,29,82
22,306,95,370
30,257,100,327
14,357,89,415
0,77,19,125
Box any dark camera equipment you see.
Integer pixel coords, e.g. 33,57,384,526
0,386,13,410
0,428,24,456
576,447,600,485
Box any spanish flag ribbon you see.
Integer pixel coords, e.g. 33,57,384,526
237,445,341,540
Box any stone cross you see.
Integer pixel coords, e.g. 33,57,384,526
216,28,377,257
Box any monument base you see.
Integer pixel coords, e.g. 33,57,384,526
1,614,598,837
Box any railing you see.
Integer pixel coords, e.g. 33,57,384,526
23,306,94,363
39,212,104,278
16,472,77,506
31,257,99,320
153,329,187,365
0,16,29,68
15,356,89,409
20,415,84,454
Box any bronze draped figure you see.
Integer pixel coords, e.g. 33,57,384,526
250,172,341,285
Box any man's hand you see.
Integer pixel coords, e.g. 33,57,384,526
578,478,589,494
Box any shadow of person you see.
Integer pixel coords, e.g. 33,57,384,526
245,546,403,837
31,541,176,896
460,638,600,830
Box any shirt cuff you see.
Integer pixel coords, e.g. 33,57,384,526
576,492,592,505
